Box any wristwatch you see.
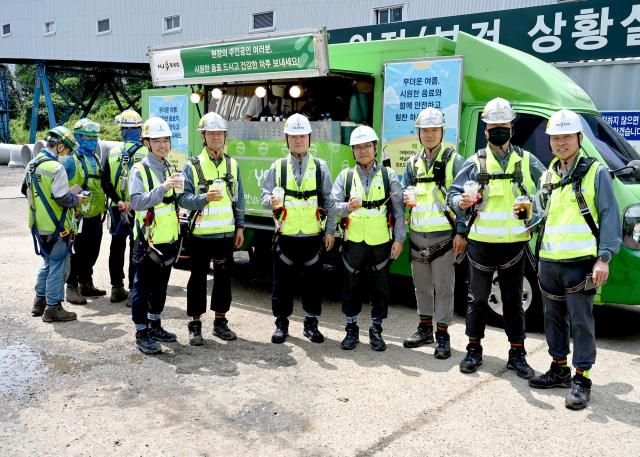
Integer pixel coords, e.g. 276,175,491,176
598,252,611,263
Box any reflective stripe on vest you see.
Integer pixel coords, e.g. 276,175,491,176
276,154,320,235
132,162,179,244
189,149,237,235
69,153,106,218
108,142,147,203
410,145,457,233
539,156,599,260
29,152,74,235
468,147,536,243
345,167,390,246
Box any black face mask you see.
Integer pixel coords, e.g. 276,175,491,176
487,127,511,147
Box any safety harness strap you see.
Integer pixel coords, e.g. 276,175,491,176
409,237,452,264
468,247,525,272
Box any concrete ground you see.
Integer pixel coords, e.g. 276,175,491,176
1,166,639,457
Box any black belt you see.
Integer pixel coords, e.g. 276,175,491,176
409,237,452,264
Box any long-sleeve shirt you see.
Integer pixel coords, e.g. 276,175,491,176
532,158,622,261
22,149,80,208
128,154,173,211
447,144,547,216
403,149,467,236
330,161,406,243
261,152,336,236
176,153,246,239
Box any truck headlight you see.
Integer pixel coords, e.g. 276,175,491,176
623,204,640,249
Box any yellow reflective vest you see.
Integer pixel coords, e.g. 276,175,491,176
468,147,536,243
67,153,106,218
275,154,322,236
132,162,179,245
107,142,147,204
344,166,391,246
409,145,457,233
187,149,238,236
539,153,599,260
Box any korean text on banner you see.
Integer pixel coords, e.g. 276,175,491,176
382,58,462,180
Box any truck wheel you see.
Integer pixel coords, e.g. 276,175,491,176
486,261,543,330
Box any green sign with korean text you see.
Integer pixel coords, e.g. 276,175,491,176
150,29,329,86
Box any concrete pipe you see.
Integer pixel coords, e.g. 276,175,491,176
0,143,23,166
10,144,34,168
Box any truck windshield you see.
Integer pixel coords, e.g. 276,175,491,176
579,114,640,183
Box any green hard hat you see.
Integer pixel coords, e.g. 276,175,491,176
47,126,78,151
73,117,101,137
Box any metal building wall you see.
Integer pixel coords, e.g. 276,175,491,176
0,0,556,65
557,61,640,112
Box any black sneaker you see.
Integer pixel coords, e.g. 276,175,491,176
459,344,483,373
565,375,592,410
135,330,162,354
369,324,386,352
188,320,204,346
303,317,325,343
31,296,46,317
434,332,451,360
213,318,237,341
507,347,535,379
271,318,289,344
340,324,359,350
403,324,434,348
148,320,177,342
529,364,572,389
42,303,77,322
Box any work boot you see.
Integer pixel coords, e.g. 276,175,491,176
271,318,289,344
565,375,592,410
434,332,451,360
188,320,204,346
148,319,177,342
459,344,483,373
369,324,386,352
42,303,77,323
340,324,359,350
66,285,87,305
31,296,46,317
213,318,237,341
303,317,325,343
403,324,434,348
79,282,107,297
507,347,535,379
110,286,129,303
529,364,572,389
135,329,162,355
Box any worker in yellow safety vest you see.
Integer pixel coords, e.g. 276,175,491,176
177,112,245,346
261,113,336,344
528,109,621,410
330,125,405,351
447,97,546,378
128,117,182,355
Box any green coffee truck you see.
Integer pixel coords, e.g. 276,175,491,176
144,28,640,321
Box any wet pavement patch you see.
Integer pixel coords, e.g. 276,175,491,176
0,343,44,397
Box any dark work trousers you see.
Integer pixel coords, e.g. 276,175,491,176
108,208,136,289
466,240,527,342
272,235,323,319
67,215,103,287
342,240,392,320
186,235,234,318
130,241,178,326
539,258,597,371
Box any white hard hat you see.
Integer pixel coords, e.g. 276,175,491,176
198,112,228,132
545,109,582,135
115,109,143,127
481,97,516,124
415,108,446,128
283,113,312,135
349,125,379,146
142,117,172,139
272,85,286,98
